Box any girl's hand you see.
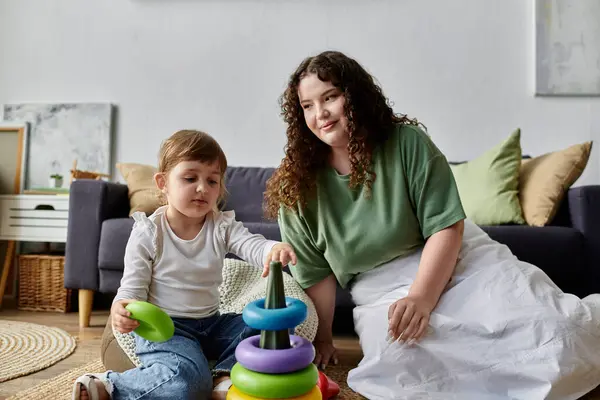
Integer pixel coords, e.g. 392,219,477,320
387,295,432,343
313,339,339,370
111,299,140,334
263,243,297,277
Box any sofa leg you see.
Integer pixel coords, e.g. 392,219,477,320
79,289,94,328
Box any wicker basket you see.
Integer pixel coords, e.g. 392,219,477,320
18,254,72,312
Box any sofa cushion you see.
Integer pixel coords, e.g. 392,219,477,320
242,221,281,242
98,218,135,271
519,141,592,227
223,167,275,222
99,269,128,294
450,129,525,226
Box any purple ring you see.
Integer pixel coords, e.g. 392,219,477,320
235,334,315,374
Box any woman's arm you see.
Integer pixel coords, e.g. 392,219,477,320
305,274,339,368
388,219,464,341
277,207,339,366
409,219,464,309
306,274,337,341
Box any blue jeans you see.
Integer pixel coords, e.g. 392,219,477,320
106,312,258,400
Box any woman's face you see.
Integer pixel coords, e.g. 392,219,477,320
297,73,349,149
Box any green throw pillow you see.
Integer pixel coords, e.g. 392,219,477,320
450,129,525,225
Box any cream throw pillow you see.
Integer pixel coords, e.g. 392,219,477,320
518,141,592,226
116,163,163,216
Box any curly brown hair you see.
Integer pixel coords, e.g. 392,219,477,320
264,50,420,219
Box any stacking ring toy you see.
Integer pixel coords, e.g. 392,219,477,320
231,363,318,398
242,297,307,331
235,334,315,374
226,385,322,400
125,301,174,342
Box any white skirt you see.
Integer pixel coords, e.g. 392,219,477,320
347,219,600,400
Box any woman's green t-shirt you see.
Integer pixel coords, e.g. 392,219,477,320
279,124,466,289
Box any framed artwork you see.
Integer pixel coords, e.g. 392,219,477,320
0,122,29,306
2,103,113,189
0,122,29,194
535,0,600,96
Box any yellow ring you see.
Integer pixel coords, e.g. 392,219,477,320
226,385,322,400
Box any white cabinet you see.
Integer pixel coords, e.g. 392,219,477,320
0,195,69,243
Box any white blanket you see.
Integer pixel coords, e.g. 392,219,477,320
348,219,600,400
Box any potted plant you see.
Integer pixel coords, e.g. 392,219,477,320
49,174,63,188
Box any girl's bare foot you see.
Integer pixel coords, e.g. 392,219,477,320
77,379,110,400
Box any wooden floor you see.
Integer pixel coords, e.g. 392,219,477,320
0,309,362,399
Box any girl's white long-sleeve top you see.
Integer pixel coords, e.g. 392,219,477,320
113,205,277,318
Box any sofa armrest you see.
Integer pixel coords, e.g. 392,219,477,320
64,179,130,290
568,186,600,235
568,185,600,294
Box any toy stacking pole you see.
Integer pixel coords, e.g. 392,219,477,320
230,261,340,399
260,261,291,350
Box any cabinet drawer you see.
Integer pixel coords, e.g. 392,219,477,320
6,217,67,228
6,209,69,220
3,198,69,212
0,195,69,242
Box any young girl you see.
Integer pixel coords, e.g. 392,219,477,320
265,50,600,399
73,130,296,400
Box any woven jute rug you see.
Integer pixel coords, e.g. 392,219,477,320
7,358,600,399
6,359,365,400
0,320,76,384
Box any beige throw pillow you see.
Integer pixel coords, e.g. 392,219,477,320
518,141,592,226
116,163,163,216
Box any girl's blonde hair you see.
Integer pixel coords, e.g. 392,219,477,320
157,130,228,206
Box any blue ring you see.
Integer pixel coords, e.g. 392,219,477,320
243,297,307,331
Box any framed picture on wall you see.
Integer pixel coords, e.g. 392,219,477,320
535,0,600,96
0,122,29,194
2,103,113,190
0,122,30,306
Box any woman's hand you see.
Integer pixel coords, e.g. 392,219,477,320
313,339,339,370
387,295,432,343
111,299,140,334
263,243,297,277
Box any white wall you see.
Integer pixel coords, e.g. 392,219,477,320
1,0,599,185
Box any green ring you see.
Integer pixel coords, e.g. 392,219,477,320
230,362,318,399
125,301,174,342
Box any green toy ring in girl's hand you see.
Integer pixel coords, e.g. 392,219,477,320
125,301,175,342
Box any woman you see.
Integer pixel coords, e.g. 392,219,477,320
264,50,600,399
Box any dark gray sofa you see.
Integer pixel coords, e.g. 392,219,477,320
65,167,600,332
